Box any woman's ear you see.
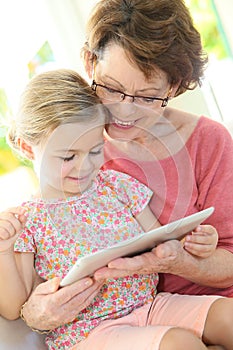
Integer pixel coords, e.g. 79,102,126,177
83,50,94,79
169,82,181,98
17,138,35,160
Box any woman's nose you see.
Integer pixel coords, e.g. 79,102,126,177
107,101,137,119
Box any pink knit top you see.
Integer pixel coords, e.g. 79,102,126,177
104,116,233,296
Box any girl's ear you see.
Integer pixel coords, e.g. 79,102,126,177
17,138,35,160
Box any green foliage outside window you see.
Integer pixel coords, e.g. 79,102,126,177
185,0,230,60
0,41,55,175
28,41,55,79
0,89,21,175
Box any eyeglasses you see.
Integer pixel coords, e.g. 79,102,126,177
91,80,169,107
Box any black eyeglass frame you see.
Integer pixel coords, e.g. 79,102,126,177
91,80,169,107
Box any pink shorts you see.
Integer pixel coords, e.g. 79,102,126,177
73,293,221,350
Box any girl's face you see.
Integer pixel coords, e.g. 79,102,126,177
93,43,173,141
33,120,105,199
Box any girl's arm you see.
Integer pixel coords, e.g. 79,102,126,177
135,205,217,258
135,205,161,232
0,207,35,320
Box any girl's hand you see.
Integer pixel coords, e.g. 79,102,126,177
183,225,218,258
0,207,27,253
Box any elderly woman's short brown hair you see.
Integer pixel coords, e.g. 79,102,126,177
82,0,207,96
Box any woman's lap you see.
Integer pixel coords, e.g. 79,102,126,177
74,293,221,350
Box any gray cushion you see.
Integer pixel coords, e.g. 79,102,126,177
0,316,46,349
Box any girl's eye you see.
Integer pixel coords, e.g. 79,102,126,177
63,154,75,161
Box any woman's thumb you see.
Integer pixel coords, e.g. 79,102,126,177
36,277,61,295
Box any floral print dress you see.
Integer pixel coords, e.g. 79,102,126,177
15,169,159,349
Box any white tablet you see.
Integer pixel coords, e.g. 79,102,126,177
60,206,214,286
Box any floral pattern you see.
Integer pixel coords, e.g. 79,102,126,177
15,169,158,349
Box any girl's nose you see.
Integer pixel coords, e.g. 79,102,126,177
74,154,93,172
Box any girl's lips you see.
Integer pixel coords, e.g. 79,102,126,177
67,174,91,182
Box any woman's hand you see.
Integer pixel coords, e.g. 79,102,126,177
0,207,27,253
183,225,218,258
94,240,185,280
93,225,218,281
22,277,104,331
94,232,231,290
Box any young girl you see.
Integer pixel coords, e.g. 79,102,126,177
0,69,232,350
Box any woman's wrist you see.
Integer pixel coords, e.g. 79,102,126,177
20,301,52,334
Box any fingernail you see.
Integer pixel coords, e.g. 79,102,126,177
84,278,93,286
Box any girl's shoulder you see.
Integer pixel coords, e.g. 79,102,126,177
21,199,47,221
97,169,153,213
97,169,152,198
98,168,144,186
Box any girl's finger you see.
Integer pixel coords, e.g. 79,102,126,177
185,233,215,245
0,217,22,237
0,207,26,218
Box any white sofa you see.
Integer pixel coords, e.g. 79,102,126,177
0,316,46,349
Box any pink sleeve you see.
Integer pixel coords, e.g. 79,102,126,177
195,120,233,253
102,169,153,217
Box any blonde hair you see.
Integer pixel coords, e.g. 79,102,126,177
82,0,207,96
7,69,106,153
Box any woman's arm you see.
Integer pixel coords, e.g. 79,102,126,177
93,240,233,289
155,242,233,288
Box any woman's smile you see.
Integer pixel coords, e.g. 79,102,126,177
110,116,137,129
